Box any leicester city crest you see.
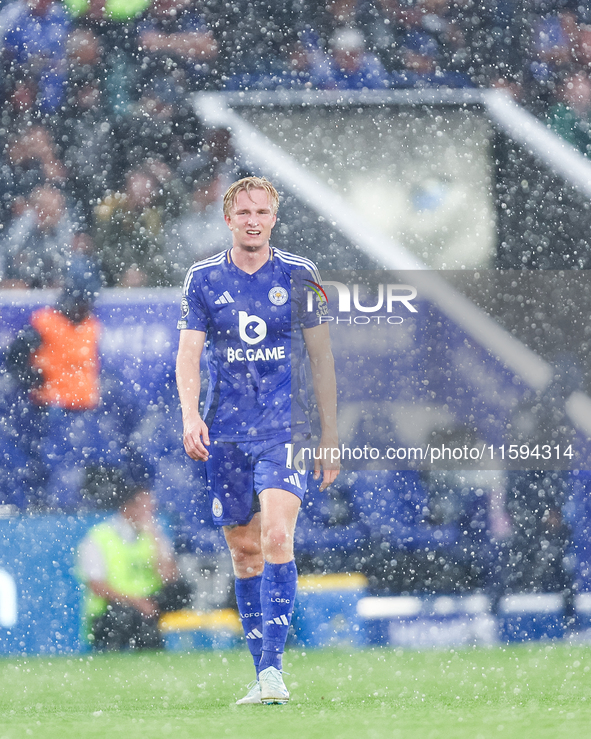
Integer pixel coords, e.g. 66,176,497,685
180,296,190,318
212,497,223,518
268,286,288,306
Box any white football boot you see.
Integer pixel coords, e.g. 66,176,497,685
259,667,289,705
236,680,262,705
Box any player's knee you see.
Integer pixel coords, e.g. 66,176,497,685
230,545,258,565
261,525,293,560
227,538,263,577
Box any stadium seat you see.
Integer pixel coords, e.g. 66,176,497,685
350,470,459,551
295,474,368,556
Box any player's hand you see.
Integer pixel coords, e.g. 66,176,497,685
183,417,210,461
313,437,340,492
130,597,159,620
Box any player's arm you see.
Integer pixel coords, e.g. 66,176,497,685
303,322,340,491
87,580,159,619
176,328,210,461
5,325,42,390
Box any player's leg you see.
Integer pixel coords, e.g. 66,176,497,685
205,442,265,700
224,514,265,683
257,487,301,704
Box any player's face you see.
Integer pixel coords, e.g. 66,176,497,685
225,188,277,252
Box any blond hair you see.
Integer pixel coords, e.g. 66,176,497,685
223,176,279,217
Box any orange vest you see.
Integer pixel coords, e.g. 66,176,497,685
30,307,101,410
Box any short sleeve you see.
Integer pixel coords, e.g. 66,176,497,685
294,264,328,330
177,271,210,331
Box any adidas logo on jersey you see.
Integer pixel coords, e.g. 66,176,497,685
283,473,302,489
214,291,235,305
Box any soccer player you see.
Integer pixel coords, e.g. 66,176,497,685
176,176,339,704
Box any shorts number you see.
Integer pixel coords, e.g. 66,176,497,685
285,443,306,474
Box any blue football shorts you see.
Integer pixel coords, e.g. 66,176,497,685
204,436,310,526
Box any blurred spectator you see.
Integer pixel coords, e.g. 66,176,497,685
0,0,71,115
0,67,40,136
76,452,191,650
526,7,580,108
211,0,298,82
0,74,45,226
0,123,67,238
317,26,390,89
7,253,101,406
0,183,73,288
116,77,201,169
293,0,361,87
165,169,227,282
59,30,118,225
64,25,111,116
400,28,441,74
358,0,408,73
301,0,360,52
574,21,591,71
395,27,472,87
7,124,66,188
547,71,591,156
408,1,469,72
325,0,359,28
359,0,495,84
93,163,181,286
67,23,101,67
62,0,150,116
533,8,578,71
5,255,104,508
137,0,218,92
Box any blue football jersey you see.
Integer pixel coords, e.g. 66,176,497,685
177,247,325,442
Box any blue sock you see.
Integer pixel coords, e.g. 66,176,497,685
235,575,263,674
258,560,297,673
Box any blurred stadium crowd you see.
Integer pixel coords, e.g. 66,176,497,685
0,1,591,287
2,0,591,603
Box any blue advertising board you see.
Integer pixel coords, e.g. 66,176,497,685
0,514,98,654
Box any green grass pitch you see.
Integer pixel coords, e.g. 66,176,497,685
1,643,591,739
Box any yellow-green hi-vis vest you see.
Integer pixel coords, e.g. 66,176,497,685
63,0,150,21
79,521,162,640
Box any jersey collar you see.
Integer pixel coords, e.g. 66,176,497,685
227,246,274,272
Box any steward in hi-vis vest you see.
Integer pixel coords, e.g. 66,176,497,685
79,518,163,641
76,450,191,651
